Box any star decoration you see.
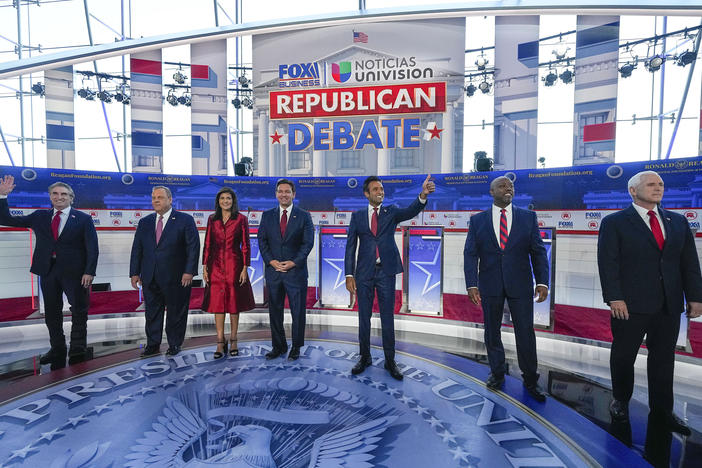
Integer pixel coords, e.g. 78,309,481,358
160,379,177,389
202,370,217,378
248,249,262,287
37,428,64,443
306,365,320,373
289,364,303,371
449,446,471,463
322,368,336,374
323,258,347,290
368,380,384,389
385,387,400,396
136,386,157,396
63,415,89,429
410,242,442,296
398,395,416,405
438,429,458,444
181,374,197,383
7,444,38,461
112,394,134,405
426,415,444,429
89,403,112,416
426,122,443,140
270,131,284,144
413,405,430,416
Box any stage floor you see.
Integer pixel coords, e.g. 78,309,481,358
0,315,698,467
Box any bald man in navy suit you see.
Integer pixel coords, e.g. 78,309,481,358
0,175,98,370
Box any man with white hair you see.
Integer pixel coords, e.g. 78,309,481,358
598,170,702,450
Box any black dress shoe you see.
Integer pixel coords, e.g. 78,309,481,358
50,359,66,371
665,413,691,436
165,346,181,356
140,345,160,357
485,373,505,389
609,399,629,422
384,360,404,381
265,348,287,360
287,347,300,361
524,383,547,402
40,347,67,365
351,356,373,375
68,347,93,365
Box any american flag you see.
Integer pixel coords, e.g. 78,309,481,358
353,31,368,43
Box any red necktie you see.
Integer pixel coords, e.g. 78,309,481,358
51,210,62,240
499,209,508,250
371,207,379,259
648,210,665,250
280,209,288,237
155,215,164,244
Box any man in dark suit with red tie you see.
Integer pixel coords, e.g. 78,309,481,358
130,186,200,357
258,179,314,361
463,176,549,401
0,175,98,369
345,175,434,380
598,170,702,452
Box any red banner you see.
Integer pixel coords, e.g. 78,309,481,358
270,82,446,119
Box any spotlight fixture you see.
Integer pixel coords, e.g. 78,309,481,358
478,80,491,94
618,62,636,78
645,55,665,72
231,97,242,109
553,44,570,60
31,82,45,96
114,91,130,104
177,94,192,106
559,69,574,84
77,88,95,100
238,74,250,88
172,70,187,84
97,90,113,103
166,90,178,106
241,96,253,109
543,70,558,86
676,50,696,67
465,84,476,97
475,56,488,71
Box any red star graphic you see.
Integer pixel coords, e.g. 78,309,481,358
428,125,443,140
270,131,283,144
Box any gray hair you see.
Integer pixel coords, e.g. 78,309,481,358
48,182,75,200
152,185,172,199
627,170,660,199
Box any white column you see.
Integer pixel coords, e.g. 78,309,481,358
441,106,455,173
257,111,269,176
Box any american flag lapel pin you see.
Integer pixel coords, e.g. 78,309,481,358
71,215,76,218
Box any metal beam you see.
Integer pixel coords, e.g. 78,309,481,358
3,1,702,79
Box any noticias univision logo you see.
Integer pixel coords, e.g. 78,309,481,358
331,62,352,83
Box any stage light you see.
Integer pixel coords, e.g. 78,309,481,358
465,84,476,97
645,55,665,72
172,70,187,84
478,80,491,94
553,44,570,60
97,90,112,103
238,74,250,88
559,69,574,84
31,82,45,96
77,88,95,100
241,96,253,109
177,94,191,106
543,71,558,86
676,50,696,67
114,91,130,104
618,62,636,78
475,56,488,70
166,90,178,106
232,97,242,109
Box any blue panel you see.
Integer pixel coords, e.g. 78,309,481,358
46,111,74,123
192,135,203,150
191,137,210,158
503,109,538,120
574,98,617,114
132,120,163,131
132,131,163,148
517,40,539,68
46,123,74,141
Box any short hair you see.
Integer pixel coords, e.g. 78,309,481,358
48,182,74,200
489,176,512,191
276,179,295,193
152,185,172,199
363,176,382,193
627,170,660,199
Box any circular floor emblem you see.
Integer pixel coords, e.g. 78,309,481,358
0,340,595,467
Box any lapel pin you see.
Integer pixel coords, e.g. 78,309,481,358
71,215,76,218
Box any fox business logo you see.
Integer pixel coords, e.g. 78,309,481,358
685,211,697,220
279,63,321,88
336,213,347,219
10,210,24,216
193,212,204,218
585,212,601,219
109,211,123,218
558,221,573,228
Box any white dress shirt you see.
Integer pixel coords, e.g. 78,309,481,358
155,208,172,233
631,202,666,239
279,204,292,222
492,203,512,245
52,206,71,237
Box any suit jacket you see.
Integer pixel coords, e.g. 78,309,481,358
129,211,200,287
464,206,549,297
598,205,702,315
345,197,426,280
0,198,98,278
257,205,314,285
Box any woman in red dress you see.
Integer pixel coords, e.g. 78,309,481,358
201,187,255,358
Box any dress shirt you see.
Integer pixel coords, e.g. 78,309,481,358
279,205,292,222
52,206,71,237
631,202,666,239
492,203,512,245
155,208,172,233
